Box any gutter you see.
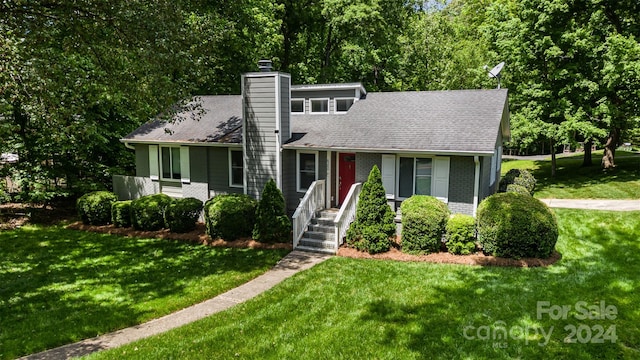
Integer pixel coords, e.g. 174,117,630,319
282,144,494,157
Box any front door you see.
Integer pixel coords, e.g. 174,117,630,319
338,153,356,205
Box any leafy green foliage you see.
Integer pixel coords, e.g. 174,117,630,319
165,197,204,233
204,194,257,241
76,191,118,225
253,179,291,243
111,200,133,228
505,184,530,195
400,195,450,254
477,192,558,259
445,214,476,255
498,168,536,195
346,166,395,254
130,194,173,231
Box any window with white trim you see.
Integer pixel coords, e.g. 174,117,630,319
161,146,181,181
229,149,243,187
291,99,304,113
310,98,329,114
335,98,355,113
398,157,432,198
297,152,317,191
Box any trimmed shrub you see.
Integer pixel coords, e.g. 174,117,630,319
130,194,173,231
477,192,558,259
204,193,257,241
166,197,203,233
445,214,476,255
76,191,118,225
499,169,536,195
111,200,132,228
506,184,530,196
400,195,450,254
253,179,291,243
346,165,396,254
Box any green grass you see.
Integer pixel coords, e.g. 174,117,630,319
502,151,640,199
87,209,640,359
0,225,289,359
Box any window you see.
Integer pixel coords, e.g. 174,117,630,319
291,99,304,113
335,98,355,113
161,147,181,180
398,157,432,198
297,152,317,191
310,98,329,114
229,149,243,187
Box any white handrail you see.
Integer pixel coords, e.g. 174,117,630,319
291,180,325,248
334,182,362,249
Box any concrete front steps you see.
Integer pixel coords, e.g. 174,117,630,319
296,209,339,254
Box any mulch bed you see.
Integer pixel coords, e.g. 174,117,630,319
337,236,561,267
65,222,293,250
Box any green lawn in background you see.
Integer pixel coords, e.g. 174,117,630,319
502,151,640,199
0,226,288,359
86,209,640,359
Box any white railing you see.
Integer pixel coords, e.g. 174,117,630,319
334,182,362,249
292,180,326,248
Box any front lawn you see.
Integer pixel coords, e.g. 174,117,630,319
87,209,640,359
0,226,289,359
501,151,640,199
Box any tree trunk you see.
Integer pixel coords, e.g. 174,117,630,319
550,139,556,177
602,128,620,169
582,140,593,167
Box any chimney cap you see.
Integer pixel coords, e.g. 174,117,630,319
257,59,273,72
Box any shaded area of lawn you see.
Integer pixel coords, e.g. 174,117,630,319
0,226,289,359
87,210,640,359
502,151,640,199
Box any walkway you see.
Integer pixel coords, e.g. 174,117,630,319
539,199,640,211
21,250,331,360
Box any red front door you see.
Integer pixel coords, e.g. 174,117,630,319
338,153,356,205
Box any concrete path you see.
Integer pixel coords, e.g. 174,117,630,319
21,250,331,360
539,199,640,211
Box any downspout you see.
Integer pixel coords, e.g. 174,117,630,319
473,156,480,217
123,142,135,150
274,74,282,190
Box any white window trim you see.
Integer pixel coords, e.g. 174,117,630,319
309,98,330,114
296,150,319,192
160,145,182,182
334,97,355,114
291,98,305,114
396,155,434,200
228,148,244,188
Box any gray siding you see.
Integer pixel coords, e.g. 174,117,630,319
243,75,279,199
479,156,493,201
355,153,382,182
282,150,297,213
135,144,150,177
207,147,243,195
113,175,158,200
189,146,208,183
448,156,475,215
291,89,357,114
280,76,291,142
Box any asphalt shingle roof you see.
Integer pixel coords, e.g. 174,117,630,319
123,89,508,154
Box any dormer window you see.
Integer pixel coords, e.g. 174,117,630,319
335,98,355,113
310,98,329,114
291,99,304,114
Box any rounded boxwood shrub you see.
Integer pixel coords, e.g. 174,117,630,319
445,214,476,255
253,179,291,243
400,195,450,254
204,193,257,241
77,191,118,225
166,197,204,233
477,192,558,259
499,169,536,195
346,166,396,254
506,184,531,196
130,194,173,231
111,200,132,228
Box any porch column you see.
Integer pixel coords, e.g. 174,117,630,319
326,150,332,209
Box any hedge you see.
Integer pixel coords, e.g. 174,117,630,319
400,195,450,254
499,169,536,195
77,191,118,225
204,194,257,241
111,200,132,228
166,197,203,233
477,192,558,259
445,214,476,255
505,184,531,196
130,194,173,231
253,179,291,243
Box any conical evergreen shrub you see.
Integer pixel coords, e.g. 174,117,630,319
253,179,291,243
346,165,396,253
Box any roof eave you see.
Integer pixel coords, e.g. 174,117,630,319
281,144,494,156
120,139,242,147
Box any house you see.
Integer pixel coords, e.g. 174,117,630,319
114,63,510,253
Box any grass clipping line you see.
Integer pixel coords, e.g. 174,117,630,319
66,222,292,250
